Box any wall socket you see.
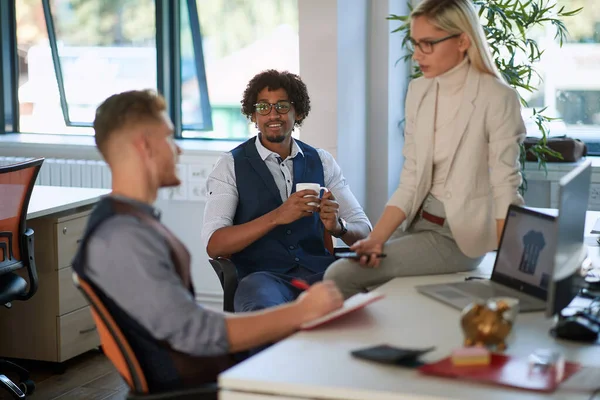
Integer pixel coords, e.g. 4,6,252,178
158,162,215,202
188,163,214,182
188,180,208,202
160,182,188,201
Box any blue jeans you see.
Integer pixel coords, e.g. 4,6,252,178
234,266,324,313
233,267,324,356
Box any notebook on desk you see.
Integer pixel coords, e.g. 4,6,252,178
300,292,385,330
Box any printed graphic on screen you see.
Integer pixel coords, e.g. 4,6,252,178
518,230,546,275
494,210,556,290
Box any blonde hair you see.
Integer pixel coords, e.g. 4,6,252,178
411,0,503,80
94,90,167,158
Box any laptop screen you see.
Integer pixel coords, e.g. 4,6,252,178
491,206,557,300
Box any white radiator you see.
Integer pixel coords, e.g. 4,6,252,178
0,157,111,189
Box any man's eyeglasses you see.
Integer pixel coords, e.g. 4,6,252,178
407,33,461,55
254,100,294,115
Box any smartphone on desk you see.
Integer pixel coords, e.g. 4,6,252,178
335,252,387,260
351,344,434,367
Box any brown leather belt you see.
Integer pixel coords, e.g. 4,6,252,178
420,209,445,226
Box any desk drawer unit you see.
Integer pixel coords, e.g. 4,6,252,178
0,207,100,362
56,216,88,270
58,306,98,361
58,266,88,315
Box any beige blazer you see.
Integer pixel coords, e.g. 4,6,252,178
388,63,526,258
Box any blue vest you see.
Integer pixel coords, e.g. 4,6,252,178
231,137,335,278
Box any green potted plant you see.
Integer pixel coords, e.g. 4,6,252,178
388,0,582,193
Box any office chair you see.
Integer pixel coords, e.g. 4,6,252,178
0,158,43,399
210,231,348,312
73,274,218,400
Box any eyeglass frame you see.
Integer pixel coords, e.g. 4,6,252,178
253,100,295,115
408,33,461,55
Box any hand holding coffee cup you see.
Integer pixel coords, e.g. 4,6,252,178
272,185,325,225
318,190,341,234
296,183,328,207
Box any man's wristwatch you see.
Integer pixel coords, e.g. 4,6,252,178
330,217,348,238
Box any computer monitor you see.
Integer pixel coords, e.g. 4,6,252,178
545,160,592,317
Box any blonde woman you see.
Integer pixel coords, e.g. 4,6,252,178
324,0,526,299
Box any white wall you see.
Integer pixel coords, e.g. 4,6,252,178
336,0,368,208
298,0,339,157
298,0,370,207
300,0,411,221
367,0,410,220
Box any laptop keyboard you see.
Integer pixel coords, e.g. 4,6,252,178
451,282,518,299
449,281,541,310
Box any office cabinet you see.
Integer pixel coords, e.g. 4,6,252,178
0,208,99,362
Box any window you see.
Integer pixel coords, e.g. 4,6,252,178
17,0,157,135
182,0,299,140
522,0,600,154
12,0,298,139
180,0,210,131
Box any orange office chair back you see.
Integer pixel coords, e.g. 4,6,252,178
0,158,43,268
73,273,149,394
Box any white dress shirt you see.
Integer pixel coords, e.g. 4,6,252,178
201,137,371,249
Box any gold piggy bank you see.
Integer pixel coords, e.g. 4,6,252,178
460,299,516,351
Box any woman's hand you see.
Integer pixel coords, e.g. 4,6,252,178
346,205,405,268
350,236,385,268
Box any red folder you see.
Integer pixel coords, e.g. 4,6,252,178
419,353,581,393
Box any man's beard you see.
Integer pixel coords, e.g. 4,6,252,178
264,133,286,143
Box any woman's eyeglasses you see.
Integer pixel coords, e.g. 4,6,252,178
254,100,294,115
407,33,461,55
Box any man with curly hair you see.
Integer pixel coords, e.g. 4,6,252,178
201,70,371,316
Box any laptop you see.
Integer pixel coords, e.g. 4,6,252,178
417,160,592,313
417,206,556,312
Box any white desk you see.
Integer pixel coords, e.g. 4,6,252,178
219,210,600,400
27,185,110,219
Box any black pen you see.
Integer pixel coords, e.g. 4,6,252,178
464,276,485,281
336,252,387,260
367,253,387,258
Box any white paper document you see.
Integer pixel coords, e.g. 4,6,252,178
300,292,385,330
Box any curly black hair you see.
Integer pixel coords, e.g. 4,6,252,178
241,69,311,126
